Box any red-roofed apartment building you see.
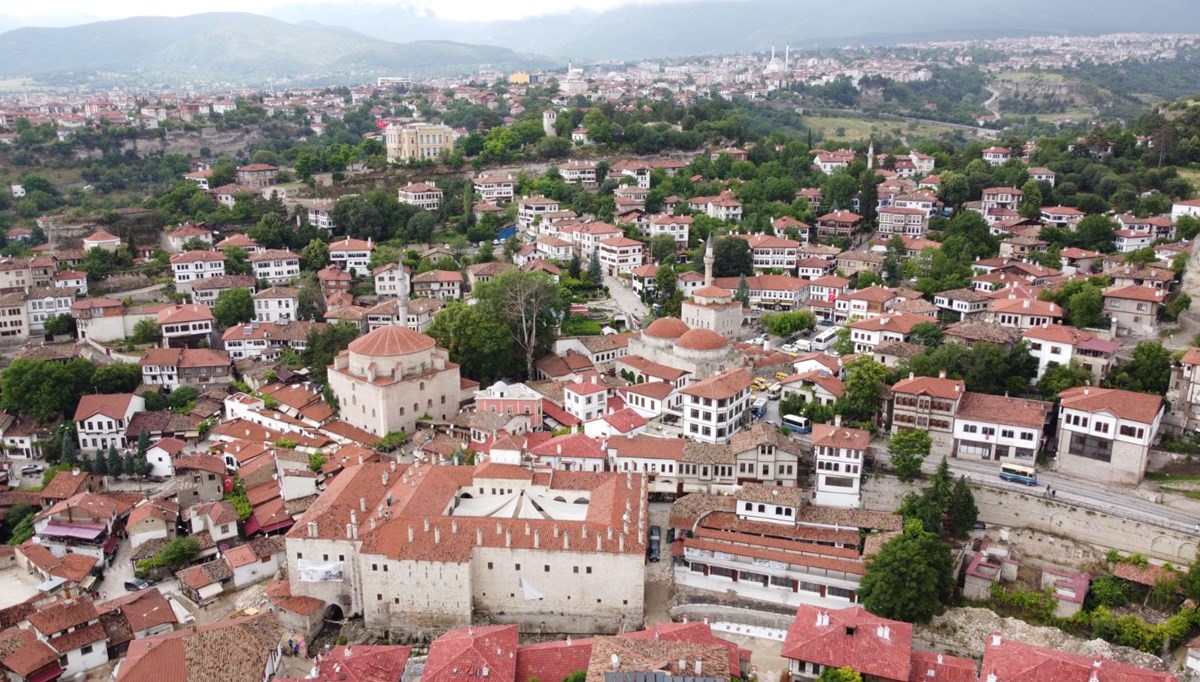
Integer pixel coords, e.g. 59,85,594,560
1055,386,1164,485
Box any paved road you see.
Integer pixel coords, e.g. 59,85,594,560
602,273,649,328
899,449,1200,532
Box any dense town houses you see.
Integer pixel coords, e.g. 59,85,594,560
7,44,1200,682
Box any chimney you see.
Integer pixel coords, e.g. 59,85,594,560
834,414,842,428
938,370,946,379
434,527,441,544
619,534,625,552
908,372,914,381
451,520,458,534
611,655,620,671
991,632,1002,647
937,654,944,665
308,521,317,537
477,528,483,545
408,526,414,542
534,530,540,548
694,661,702,676
359,497,366,513
424,519,430,532
505,530,511,547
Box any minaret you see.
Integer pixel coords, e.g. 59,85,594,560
398,266,410,330
867,139,875,170
785,45,790,70
703,235,715,287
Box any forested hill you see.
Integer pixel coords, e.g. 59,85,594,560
0,13,554,86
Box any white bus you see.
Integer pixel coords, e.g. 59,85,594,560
782,414,811,434
999,463,1038,486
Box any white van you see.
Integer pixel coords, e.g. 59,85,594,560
810,327,840,352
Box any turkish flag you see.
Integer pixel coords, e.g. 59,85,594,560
375,118,388,129
827,289,836,302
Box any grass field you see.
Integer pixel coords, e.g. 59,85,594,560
803,114,962,143
995,70,1072,84
1179,168,1200,193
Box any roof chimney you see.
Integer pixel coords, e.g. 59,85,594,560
477,528,483,545
434,527,440,544
505,530,511,547
834,414,842,428
991,632,1002,647
938,370,946,379
408,526,414,542
533,530,540,548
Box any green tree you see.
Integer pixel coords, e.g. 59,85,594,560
841,357,889,424
300,322,362,384
408,212,437,243
61,434,77,465
300,238,329,271
212,288,255,328
567,252,582,280
1018,179,1043,219
1071,215,1118,253
734,275,750,306
158,536,200,568
92,362,141,394
858,519,954,623
1183,549,1200,601
475,270,569,379
427,301,521,383
937,171,970,209
130,319,162,344
888,429,932,482
0,357,95,422
1161,293,1192,322
649,234,677,263
908,322,943,347
225,246,252,275
43,313,76,337
713,237,754,277
1036,361,1094,398
1106,341,1172,395
817,668,863,682
588,249,603,286
107,446,122,478
947,475,979,537
762,310,816,338
0,503,37,545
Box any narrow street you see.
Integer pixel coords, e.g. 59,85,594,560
602,273,648,328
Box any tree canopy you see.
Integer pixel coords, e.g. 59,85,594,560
859,519,955,623
212,287,255,328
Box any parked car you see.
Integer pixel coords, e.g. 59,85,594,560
780,343,798,354
20,464,44,476
124,577,153,592
648,525,662,562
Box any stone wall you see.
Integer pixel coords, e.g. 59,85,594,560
864,475,1197,564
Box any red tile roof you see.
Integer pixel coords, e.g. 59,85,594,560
981,633,1175,681
891,375,964,400
1058,386,1164,424
782,605,913,681
347,325,436,357
424,625,519,682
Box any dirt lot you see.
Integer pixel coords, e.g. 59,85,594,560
918,607,1169,671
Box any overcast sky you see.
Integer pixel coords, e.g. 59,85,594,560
4,0,696,23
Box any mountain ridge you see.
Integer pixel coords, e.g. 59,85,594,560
268,0,1200,60
0,12,556,86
